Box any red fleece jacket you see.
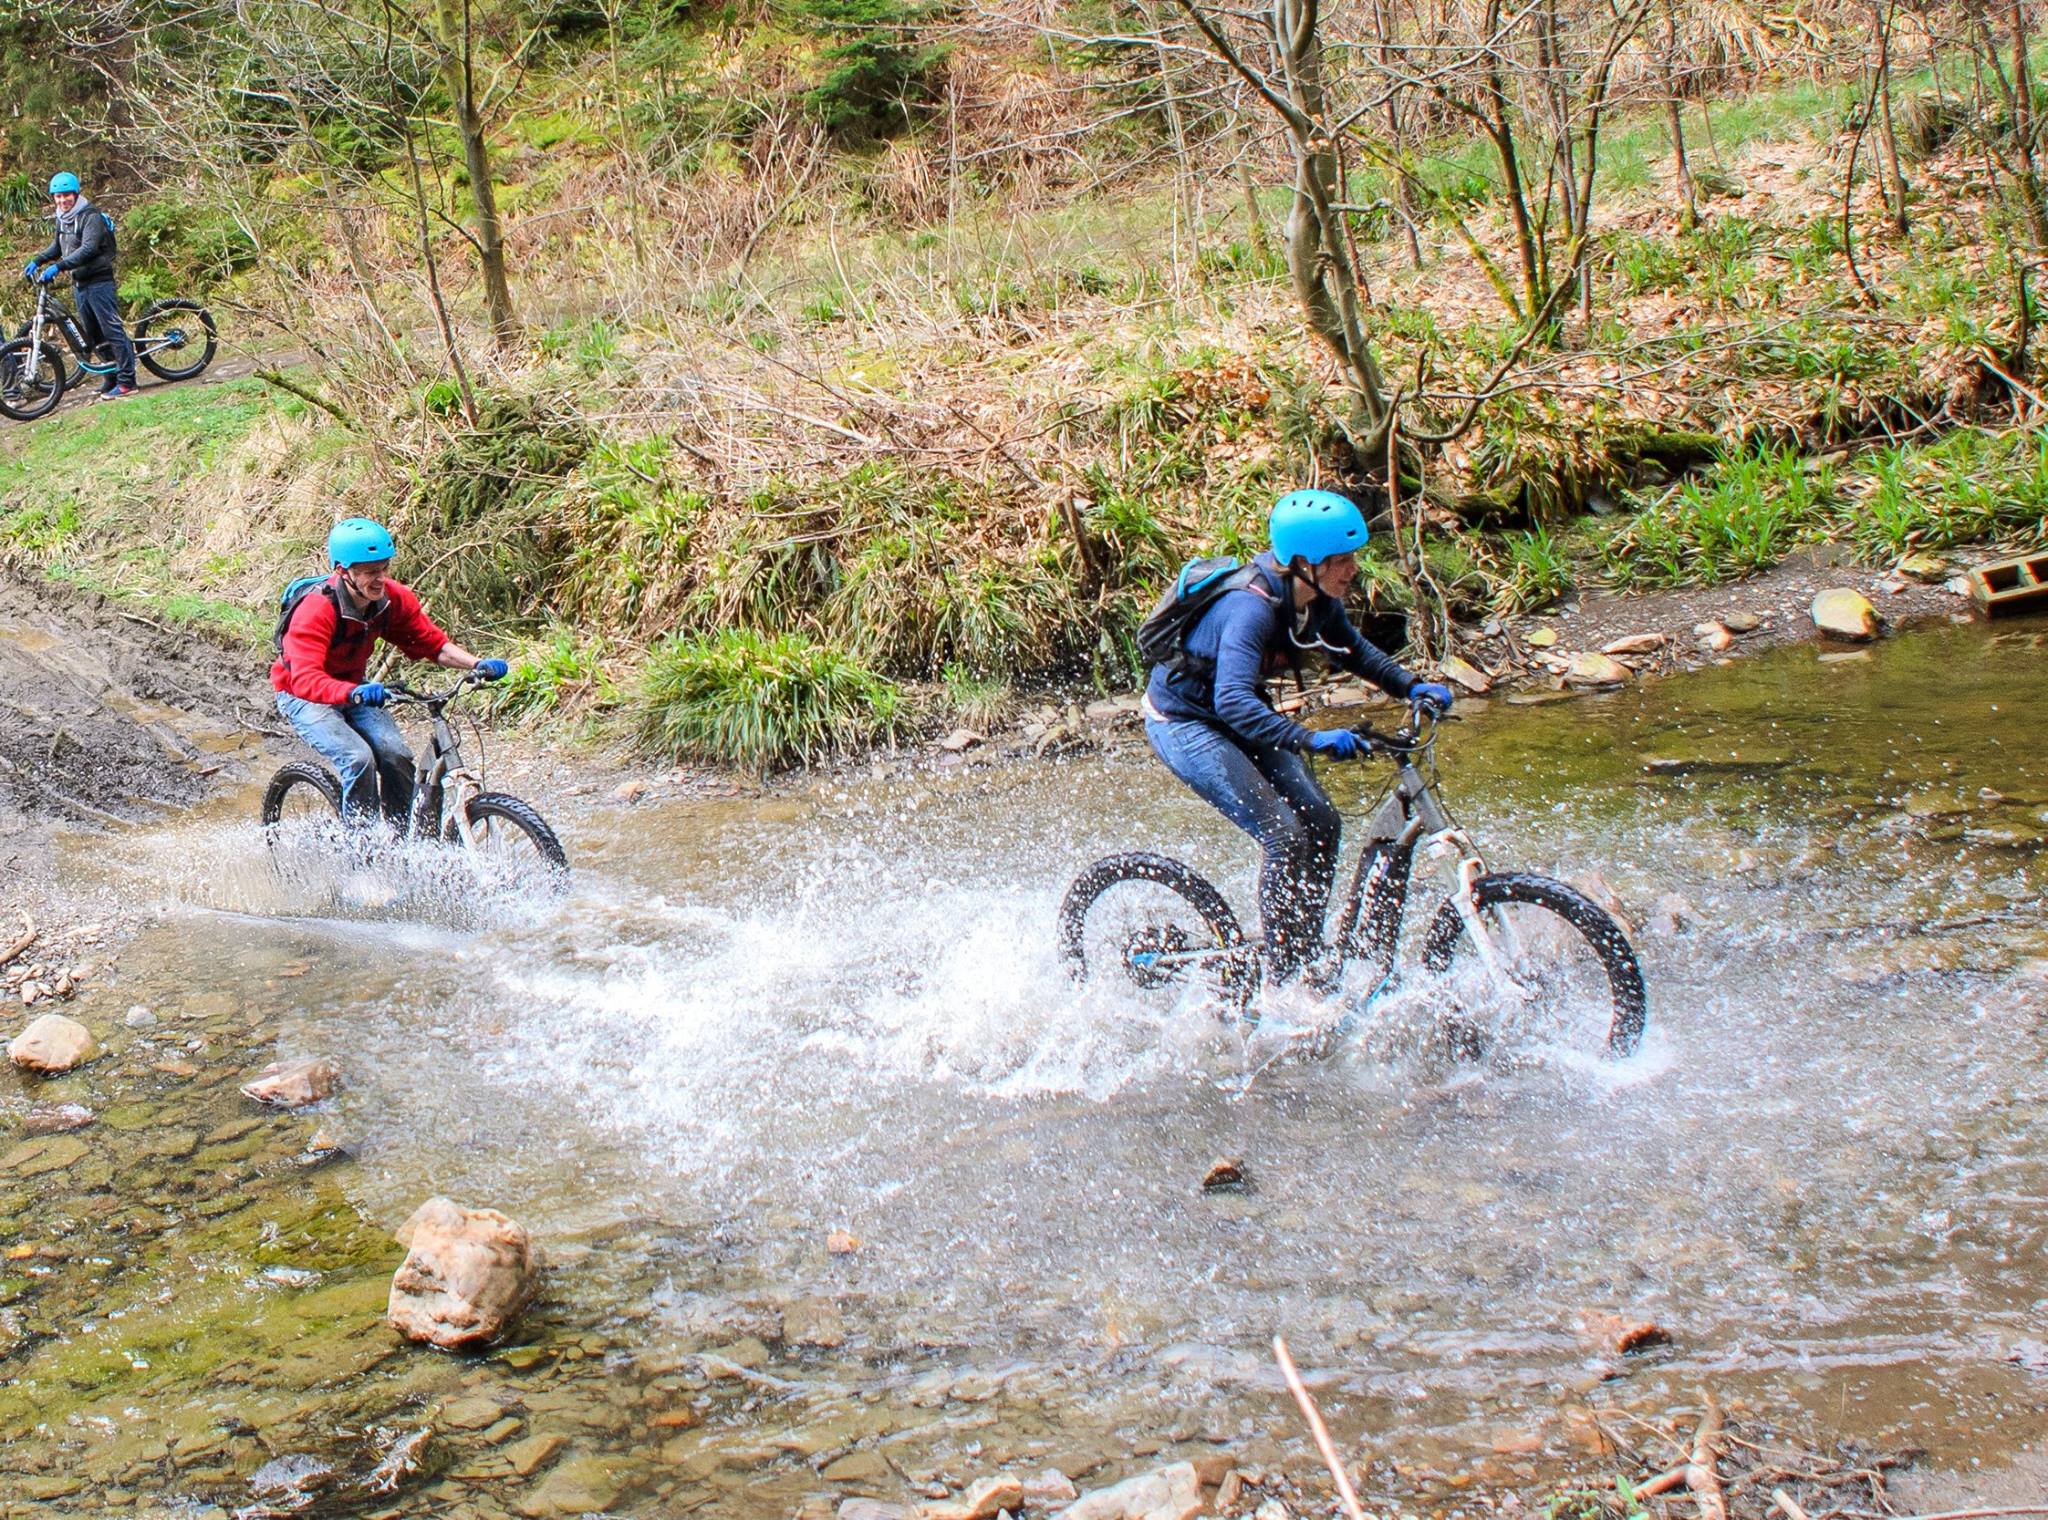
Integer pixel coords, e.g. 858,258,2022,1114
270,574,450,705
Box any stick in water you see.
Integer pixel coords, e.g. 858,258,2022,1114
1273,1335,1370,1520
1685,1392,1727,1520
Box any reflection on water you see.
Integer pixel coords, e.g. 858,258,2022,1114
10,622,2048,1512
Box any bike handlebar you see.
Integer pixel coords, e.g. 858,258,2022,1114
385,670,483,708
1345,695,1453,756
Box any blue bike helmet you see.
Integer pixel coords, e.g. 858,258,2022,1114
1270,489,1368,566
328,517,396,568
48,172,80,196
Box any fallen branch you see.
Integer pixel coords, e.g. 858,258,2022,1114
1685,1392,1727,1520
255,368,357,431
1,917,35,968
1636,1467,1689,1498
1773,1489,1812,1520
1273,1335,1369,1520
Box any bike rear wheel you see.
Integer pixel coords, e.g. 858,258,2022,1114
1057,851,1259,1016
260,761,343,829
0,338,65,420
1418,872,1647,1062
444,792,569,885
135,300,217,381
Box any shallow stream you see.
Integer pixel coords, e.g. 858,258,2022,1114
3,621,2045,1516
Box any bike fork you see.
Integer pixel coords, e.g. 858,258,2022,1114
1448,857,1527,998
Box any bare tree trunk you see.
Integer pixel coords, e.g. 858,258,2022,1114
1662,0,1697,230
1372,0,1424,269
2010,0,2048,248
430,0,518,345
403,119,480,425
1874,0,1910,233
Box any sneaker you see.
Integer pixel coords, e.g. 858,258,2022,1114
96,384,137,401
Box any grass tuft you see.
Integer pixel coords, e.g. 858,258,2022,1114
639,627,901,770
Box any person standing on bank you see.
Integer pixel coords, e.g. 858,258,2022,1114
25,172,138,401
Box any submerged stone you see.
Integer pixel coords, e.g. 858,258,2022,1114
1,1134,89,1177
8,1013,98,1074
513,1452,618,1517
241,1057,340,1109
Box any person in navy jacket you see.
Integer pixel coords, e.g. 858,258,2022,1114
1142,490,1453,983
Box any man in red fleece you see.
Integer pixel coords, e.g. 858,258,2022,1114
271,517,509,826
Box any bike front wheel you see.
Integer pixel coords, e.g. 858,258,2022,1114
1418,872,1647,1062
0,338,65,420
1057,851,1259,1016
444,792,569,884
135,300,217,381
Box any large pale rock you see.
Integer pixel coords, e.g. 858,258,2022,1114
923,1475,1024,1520
1811,588,1881,641
1439,655,1492,694
1064,1463,1205,1520
1565,652,1630,686
7,1013,97,1074
242,1057,340,1108
388,1197,539,1350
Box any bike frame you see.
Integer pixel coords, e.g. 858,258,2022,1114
390,679,488,847
1142,710,1534,1009
20,281,178,373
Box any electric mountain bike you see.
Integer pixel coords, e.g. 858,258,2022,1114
0,278,217,420
1057,700,1647,1063
261,672,568,884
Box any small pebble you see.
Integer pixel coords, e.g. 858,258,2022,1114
125,1006,158,1028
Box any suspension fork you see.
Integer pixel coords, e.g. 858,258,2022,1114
1446,853,1530,997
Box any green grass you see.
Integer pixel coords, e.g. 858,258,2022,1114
1599,444,1835,590
1849,427,2048,562
639,626,901,770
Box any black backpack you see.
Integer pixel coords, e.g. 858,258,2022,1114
272,573,335,653
1135,555,1262,673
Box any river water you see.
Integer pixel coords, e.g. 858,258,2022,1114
3,621,2045,1516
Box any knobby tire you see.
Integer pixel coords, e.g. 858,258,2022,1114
445,792,570,873
1056,851,1259,1014
135,300,217,382
259,761,343,826
1418,871,1648,1058
0,338,65,421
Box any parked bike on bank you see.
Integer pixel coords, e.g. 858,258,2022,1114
1058,699,1648,1064
0,277,217,420
261,671,569,884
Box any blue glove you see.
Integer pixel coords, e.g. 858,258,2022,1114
349,683,388,707
22,260,36,280
1305,729,1363,761
1411,682,1455,714
474,658,509,681
36,264,58,284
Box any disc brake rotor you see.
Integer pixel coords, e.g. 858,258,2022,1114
1121,923,1191,989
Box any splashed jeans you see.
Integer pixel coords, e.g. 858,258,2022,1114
1144,717,1341,982
276,692,415,827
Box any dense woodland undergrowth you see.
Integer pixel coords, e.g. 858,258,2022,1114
0,0,2046,765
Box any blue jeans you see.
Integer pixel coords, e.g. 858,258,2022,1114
1145,717,1341,980
74,279,137,389
276,692,415,826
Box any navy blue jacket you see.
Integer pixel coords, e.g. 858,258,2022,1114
1143,551,1416,751
33,200,116,287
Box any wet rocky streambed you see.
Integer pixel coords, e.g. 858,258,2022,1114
2,621,2046,1518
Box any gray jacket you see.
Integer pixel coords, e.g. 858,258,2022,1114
33,199,116,286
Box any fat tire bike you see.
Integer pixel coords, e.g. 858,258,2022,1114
0,276,217,420
261,671,568,884
1057,699,1647,1063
